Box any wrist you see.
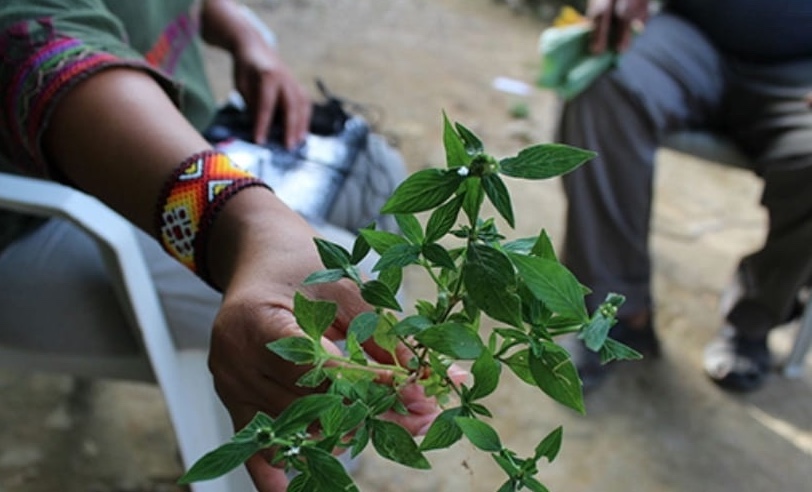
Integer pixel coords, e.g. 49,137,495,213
205,187,318,295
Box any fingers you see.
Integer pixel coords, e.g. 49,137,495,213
282,85,311,150
589,7,613,54
251,78,280,145
250,77,311,149
246,454,289,492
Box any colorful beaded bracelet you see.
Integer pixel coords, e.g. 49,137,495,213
155,150,271,289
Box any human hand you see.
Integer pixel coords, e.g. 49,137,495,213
231,36,312,149
587,0,649,54
205,193,456,491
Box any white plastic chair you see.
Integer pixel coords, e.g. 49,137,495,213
663,131,812,378
0,171,254,492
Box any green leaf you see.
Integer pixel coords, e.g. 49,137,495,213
503,348,535,386
231,412,275,444
482,173,515,228
421,243,457,270
425,194,464,243
461,178,484,224
350,232,372,265
345,332,368,365
464,244,523,327
455,122,484,154
522,476,551,492
361,280,402,311
502,236,537,255
509,254,588,322
469,350,501,400
414,322,483,360
455,417,502,452
469,402,493,417
497,479,519,492
359,229,408,255
287,473,313,492
599,337,643,363
350,424,370,458
534,426,563,463
392,315,433,337
579,315,613,352
372,243,421,272
349,311,379,343
518,282,550,327
293,292,337,341
266,337,316,364
274,394,343,437
301,447,360,492
297,367,327,387
376,269,400,297
314,238,352,269
443,111,471,168
499,143,595,180
372,313,400,356
531,229,557,261
303,268,346,285
369,419,431,469
178,440,260,483
395,214,424,244
419,407,464,451
381,168,464,214
528,342,585,414
493,453,521,478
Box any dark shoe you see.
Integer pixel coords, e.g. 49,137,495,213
574,317,661,392
703,324,771,392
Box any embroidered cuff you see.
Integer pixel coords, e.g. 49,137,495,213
155,150,272,289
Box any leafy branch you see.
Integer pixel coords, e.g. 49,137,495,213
179,113,640,491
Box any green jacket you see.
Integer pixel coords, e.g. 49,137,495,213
0,0,219,251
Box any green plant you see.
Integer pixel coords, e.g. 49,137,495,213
179,113,640,491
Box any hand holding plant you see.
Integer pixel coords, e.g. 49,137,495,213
180,113,640,491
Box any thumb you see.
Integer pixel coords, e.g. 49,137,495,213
245,453,289,492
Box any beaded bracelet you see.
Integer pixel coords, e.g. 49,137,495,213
155,150,272,289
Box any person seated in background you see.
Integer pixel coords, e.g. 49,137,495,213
556,0,812,392
0,1,439,489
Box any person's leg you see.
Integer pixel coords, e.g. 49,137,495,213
704,59,812,391
0,215,380,354
557,12,727,388
559,12,727,318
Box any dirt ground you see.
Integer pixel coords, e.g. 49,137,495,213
1,1,810,491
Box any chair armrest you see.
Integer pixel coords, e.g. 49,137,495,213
0,172,184,392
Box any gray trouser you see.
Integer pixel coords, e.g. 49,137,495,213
0,134,404,354
558,12,812,338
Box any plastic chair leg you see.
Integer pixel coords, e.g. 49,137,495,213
783,301,812,378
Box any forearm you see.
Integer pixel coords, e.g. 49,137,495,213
43,69,210,231
200,0,266,53
42,67,301,291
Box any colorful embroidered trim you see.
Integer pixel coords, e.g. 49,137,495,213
156,150,272,287
0,18,163,176
144,10,199,74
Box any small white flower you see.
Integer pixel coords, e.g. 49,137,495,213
457,166,470,176
284,446,301,457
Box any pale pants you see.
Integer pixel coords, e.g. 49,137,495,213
0,134,405,355
558,12,812,338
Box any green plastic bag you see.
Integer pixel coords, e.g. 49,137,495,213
537,24,617,100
